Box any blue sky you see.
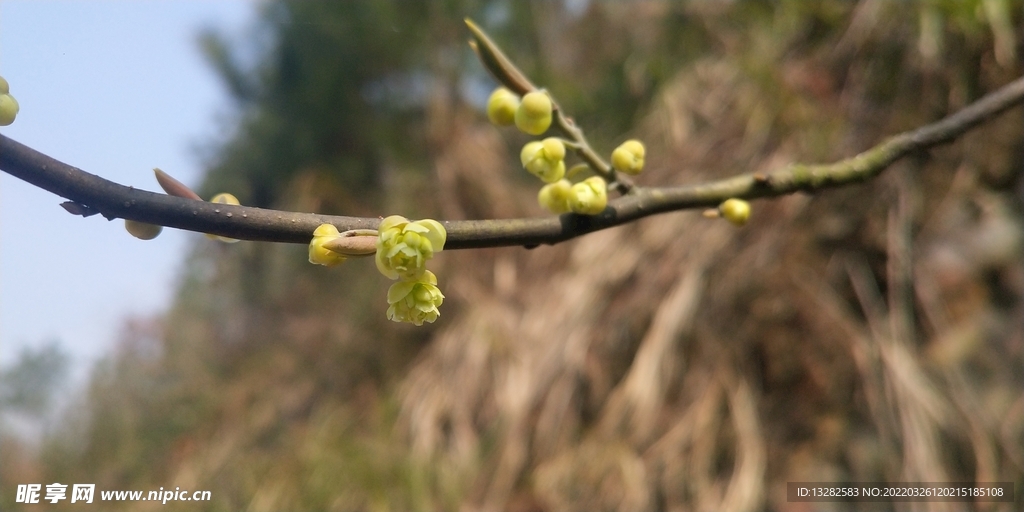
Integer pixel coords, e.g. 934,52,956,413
1,1,255,382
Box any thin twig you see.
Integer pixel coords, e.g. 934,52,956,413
2,75,1024,249
467,18,632,194
550,105,635,194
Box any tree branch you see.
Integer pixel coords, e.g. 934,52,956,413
3,74,1024,250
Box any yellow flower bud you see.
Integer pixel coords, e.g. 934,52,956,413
0,76,8,95
611,139,645,175
568,176,608,215
386,270,445,326
205,192,242,243
0,94,20,126
376,215,447,280
719,198,751,226
308,223,347,267
210,192,240,205
486,87,520,126
538,179,573,214
124,219,163,240
541,137,565,161
520,138,566,183
515,91,552,135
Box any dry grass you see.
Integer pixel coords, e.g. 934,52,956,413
395,7,1024,510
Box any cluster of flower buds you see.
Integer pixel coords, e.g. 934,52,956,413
0,76,20,126
308,215,447,326
487,88,554,136
485,84,650,217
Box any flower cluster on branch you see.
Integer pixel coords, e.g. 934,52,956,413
2,22,1024,325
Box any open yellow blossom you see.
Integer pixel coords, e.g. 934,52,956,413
386,270,445,326
375,215,447,280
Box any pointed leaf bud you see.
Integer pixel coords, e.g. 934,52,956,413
464,19,536,95
321,229,379,257
154,168,202,200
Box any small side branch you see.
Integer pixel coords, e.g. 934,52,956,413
2,75,1024,250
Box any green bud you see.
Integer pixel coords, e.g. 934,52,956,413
515,91,553,135
568,176,608,215
487,87,520,126
520,138,566,183
538,179,573,214
386,270,445,326
0,94,20,126
541,137,565,161
376,215,447,280
309,224,347,267
611,139,645,175
124,219,163,240
719,198,750,226
0,76,9,95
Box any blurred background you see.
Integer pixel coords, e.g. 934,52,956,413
2,1,1023,511
0,0,253,423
